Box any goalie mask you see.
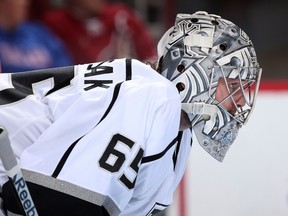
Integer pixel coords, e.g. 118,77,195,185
157,11,262,162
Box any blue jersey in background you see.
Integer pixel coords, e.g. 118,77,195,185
0,21,72,73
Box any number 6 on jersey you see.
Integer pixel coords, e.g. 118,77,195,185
99,133,144,189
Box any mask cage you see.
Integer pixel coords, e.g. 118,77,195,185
208,66,262,125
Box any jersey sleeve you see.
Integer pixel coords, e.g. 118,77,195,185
119,81,183,215
0,68,79,184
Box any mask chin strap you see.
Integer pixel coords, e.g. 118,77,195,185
181,102,218,120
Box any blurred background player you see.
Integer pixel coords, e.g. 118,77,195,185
0,0,72,73
42,0,157,64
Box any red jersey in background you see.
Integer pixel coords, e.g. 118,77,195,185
42,4,157,64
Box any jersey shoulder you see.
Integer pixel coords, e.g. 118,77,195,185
130,59,179,97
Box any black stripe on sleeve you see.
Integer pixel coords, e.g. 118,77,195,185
97,82,123,124
125,58,132,80
52,137,82,178
52,82,123,178
141,136,178,164
173,132,183,170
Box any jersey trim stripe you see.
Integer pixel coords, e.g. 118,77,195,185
141,136,178,163
24,170,118,212
52,82,124,178
146,202,169,216
125,58,132,80
98,82,123,124
51,137,81,178
173,132,183,169
3,169,118,216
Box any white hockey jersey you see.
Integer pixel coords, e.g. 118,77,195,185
0,59,192,215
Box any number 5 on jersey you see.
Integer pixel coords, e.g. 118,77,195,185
99,134,144,189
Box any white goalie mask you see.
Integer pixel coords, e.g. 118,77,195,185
157,11,262,162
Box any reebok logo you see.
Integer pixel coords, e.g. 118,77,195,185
13,173,37,216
